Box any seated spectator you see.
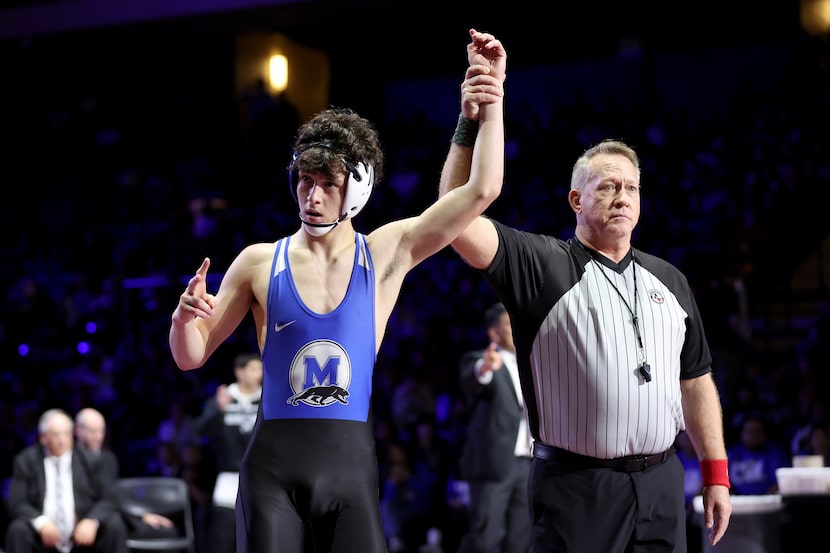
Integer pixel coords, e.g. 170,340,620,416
75,407,179,541
789,396,828,456
5,408,128,553
795,424,830,466
728,414,790,495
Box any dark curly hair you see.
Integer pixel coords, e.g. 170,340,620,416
288,107,384,185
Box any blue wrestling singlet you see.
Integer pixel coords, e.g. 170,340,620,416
260,233,376,421
237,233,387,553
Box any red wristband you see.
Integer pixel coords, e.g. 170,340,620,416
700,459,731,488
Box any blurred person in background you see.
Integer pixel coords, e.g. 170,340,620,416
5,408,128,553
728,414,789,495
455,302,531,553
195,352,263,553
74,407,178,541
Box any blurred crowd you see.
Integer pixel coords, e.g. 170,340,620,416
1,32,830,553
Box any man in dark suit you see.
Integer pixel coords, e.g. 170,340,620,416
456,302,532,553
74,407,179,541
5,408,128,553
73,409,118,483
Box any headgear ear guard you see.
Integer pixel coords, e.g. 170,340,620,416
339,159,375,221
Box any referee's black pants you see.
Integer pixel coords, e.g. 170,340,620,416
529,453,686,553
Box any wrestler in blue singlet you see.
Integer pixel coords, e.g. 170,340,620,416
236,232,387,552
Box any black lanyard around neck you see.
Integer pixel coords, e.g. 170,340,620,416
575,239,652,383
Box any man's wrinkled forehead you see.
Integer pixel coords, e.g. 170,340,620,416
592,154,640,183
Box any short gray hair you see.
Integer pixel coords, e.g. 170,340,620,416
570,139,640,190
39,408,73,434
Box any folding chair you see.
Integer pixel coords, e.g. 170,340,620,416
113,477,196,553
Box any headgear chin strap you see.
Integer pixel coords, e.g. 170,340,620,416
296,159,375,236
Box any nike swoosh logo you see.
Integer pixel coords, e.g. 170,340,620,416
274,320,296,332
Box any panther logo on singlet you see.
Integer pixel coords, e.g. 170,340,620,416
287,385,350,406
285,339,352,407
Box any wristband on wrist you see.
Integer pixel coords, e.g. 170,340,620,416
700,459,731,488
451,114,478,147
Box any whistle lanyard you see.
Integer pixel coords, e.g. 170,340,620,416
591,257,652,383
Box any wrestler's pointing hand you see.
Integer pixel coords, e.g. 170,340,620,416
172,257,216,324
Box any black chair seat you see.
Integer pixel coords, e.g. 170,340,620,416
113,477,196,553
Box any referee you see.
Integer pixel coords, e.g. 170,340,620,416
439,131,733,552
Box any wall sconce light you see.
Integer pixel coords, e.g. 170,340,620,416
236,33,329,122
269,54,288,92
801,0,830,37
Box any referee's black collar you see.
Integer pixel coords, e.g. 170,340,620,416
570,237,634,274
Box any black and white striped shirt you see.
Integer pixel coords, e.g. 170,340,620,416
483,221,712,459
